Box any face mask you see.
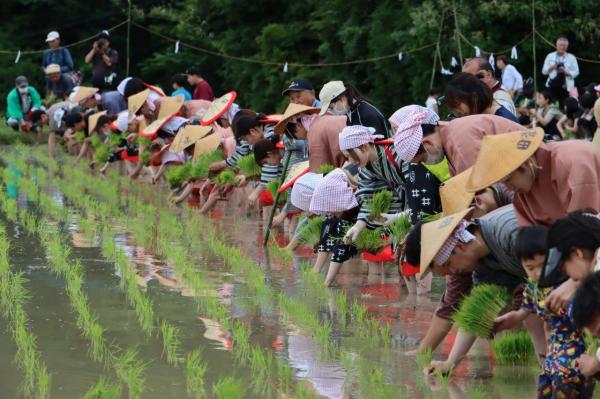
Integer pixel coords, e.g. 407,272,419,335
424,145,444,164
330,100,349,116
18,87,28,94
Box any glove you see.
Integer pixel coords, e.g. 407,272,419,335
381,211,407,226
343,220,367,245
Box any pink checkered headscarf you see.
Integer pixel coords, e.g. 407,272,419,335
390,105,439,163
339,125,383,151
309,169,358,215
291,172,324,212
433,221,475,266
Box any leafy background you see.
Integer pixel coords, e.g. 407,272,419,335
1,0,599,115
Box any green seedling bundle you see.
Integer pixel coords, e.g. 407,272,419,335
297,216,324,247
453,284,512,338
165,163,193,188
190,149,224,179
82,376,122,399
315,163,335,174
352,227,385,253
386,211,412,243
160,319,183,366
185,348,207,399
492,330,535,365
366,190,393,220
213,376,246,399
94,144,111,163
266,179,287,202
236,154,261,178
216,169,239,186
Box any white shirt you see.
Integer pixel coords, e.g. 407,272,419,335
501,64,523,92
542,51,579,90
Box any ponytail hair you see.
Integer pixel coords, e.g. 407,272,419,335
342,83,370,105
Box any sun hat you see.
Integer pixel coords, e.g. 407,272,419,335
70,86,100,104
193,132,223,162
169,125,212,153
466,128,544,193
87,110,107,134
46,31,60,42
309,168,358,215
420,207,474,277
390,105,440,163
201,91,237,126
339,125,383,151
282,78,314,96
128,89,150,117
114,111,132,133
318,81,346,116
162,117,188,135
291,172,324,212
44,64,61,75
274,103,320,134
140,95,185,138
278,160,310,193
440,167,475,216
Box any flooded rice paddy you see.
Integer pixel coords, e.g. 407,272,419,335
0,146,553,398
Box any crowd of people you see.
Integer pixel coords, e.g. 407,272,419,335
4,30,600,398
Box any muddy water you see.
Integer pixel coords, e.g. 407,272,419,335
0,163,547,398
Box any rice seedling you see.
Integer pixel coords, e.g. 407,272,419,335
266,179,287,202
215,169,239,186
297,216,324,248
453,284,511,337
165,163,192,188
357,364,398,399
249,344,274,381
466,384,489,399
190,149,224,179
94,145,111,163
82,376,121,399
114,349,146,399
435,366,453,387
185,348,207,399
416,348,433,369
315,163,335,174
136,136,152,148
366,190,393,220
276,356,293,393
212,376,246,399
334,289,348,328
236,154,261,178
352,227,385,253
139,150,152,165
74,131,86,142
160,319,182,366
492,330,534,365
91,134,104,149
386,211,412,243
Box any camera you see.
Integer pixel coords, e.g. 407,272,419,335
556,62,565,70
97,39,106,49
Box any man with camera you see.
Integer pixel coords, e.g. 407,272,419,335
542,37,579,105
84,31,119,91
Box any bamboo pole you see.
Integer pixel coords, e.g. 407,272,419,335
531,0,537,91
453,0,463,65
262,150,292,246
126,0,132,76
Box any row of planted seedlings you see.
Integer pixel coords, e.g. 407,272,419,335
3,172,145,398
27,147,405,397
0,215,51,398
23,150,317,399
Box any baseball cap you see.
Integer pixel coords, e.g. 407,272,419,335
15,76,28,88
318,81,346,116
45,64,61,75
46,31,60,42
282,78,314,96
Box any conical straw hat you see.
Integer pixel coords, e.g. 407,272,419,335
87,110,107,134
259,114,283,124
201,91,237,126
169,125,213,153
274,103,320,134
128,89,149,117
193,132,223,162
466,128,544,193
278,160,310,193
157,94,185,120
420,207,474,277
70,86,99,104
440,167,474,216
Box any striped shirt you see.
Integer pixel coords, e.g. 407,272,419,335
260,163,282,187
355,145,406,226
225,124,276,168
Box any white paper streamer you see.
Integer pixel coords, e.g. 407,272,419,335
174,40,180,54
14,50,21,64
451,56,458,67
489,53,495,69
283,62,288,73
474,46,481,57
398,52,404,62
440,67,453,76
511,46,518,60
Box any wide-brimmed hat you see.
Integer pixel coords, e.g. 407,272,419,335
201,91,237,126
290,172,324,212
128,89,150,117
318,81,345,116
259,114,283,124
169,125,212,153
274,103,320,134
139,95,185,138
466,128,544,192
278,160,310,193
70,86,99,104
88,110,107,134
193,131,223,162
420,207,474,277
44,64,61,75
440,167,474,216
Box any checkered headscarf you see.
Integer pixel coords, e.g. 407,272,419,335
433,221,475,266
309,169,358,215
390,105,439,162
162,117,188,135
291,172,323,212
339,125,383,151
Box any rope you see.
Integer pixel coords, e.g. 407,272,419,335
535,30,600,64
457,31,532,56
131,21,436,67
0,20,129,55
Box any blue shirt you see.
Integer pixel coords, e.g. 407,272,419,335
42,47,74,73
172,88,192,101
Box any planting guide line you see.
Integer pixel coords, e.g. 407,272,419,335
0,145,522,398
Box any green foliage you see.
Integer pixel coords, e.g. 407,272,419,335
186,349,207,398
315,163,335,174
236,154,261,178
108,132,124,147
297,216,324,247
386,212,412,243
90,135,104,149
165,163,192,188
82,377,121,399
215,169,238,186
190,150,223,179
74,131,86,143
366,190,393,220
94,145,111,163
492,331,535,365
353,227,385,253
453,284,511,337
212,377,246,399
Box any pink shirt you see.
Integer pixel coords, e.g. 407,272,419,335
307,115,347,172
438,115,524,175
514,141,600,226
